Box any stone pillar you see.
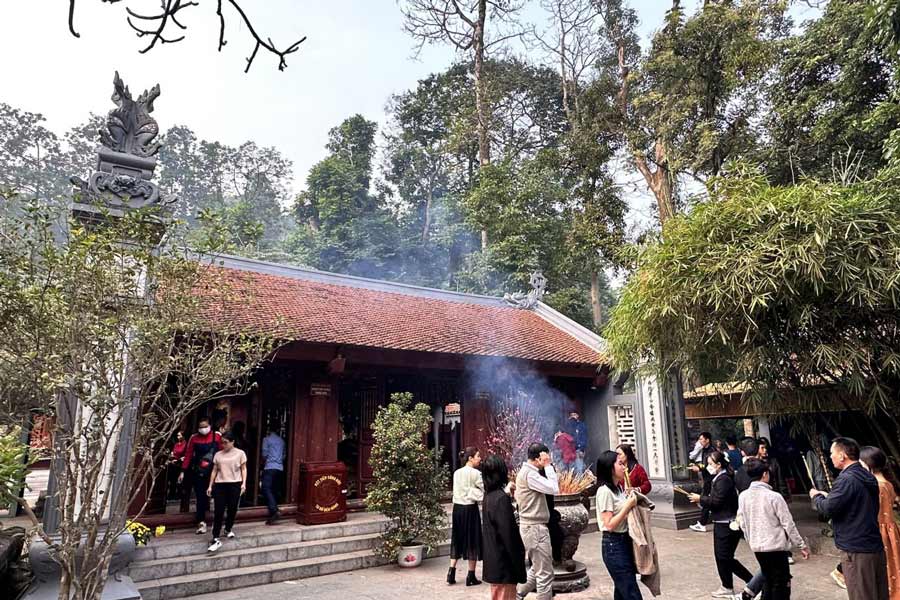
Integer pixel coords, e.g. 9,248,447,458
635,370,701,530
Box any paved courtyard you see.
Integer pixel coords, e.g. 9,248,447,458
196,526,847,600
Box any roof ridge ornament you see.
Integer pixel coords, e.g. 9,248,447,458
504,271,547,309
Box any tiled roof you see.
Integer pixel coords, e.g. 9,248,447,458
197,260,604,366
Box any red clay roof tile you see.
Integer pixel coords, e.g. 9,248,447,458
198,266,602,366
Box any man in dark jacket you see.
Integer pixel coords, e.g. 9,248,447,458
735,436,760,493
810,437,888,600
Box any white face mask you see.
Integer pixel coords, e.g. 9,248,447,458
198,426,211,435
706,464,719,476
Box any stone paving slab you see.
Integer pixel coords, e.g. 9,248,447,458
191,527,847,600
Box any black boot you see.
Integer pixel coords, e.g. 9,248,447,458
446,567,456,585
466,571,482,586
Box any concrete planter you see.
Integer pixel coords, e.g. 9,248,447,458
25,532,139,600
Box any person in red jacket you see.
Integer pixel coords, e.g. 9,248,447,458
177,416,223,534
554,431,577,470
616,444,652,495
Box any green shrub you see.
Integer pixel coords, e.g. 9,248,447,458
366,392,448,559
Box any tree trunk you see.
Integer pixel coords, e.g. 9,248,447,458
590,271,603,329
617,39,677,224
422,184,433,243
474,0,490,250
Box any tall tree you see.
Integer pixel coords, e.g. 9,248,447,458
399,0,524,249
535,0,627,328
764,0,899,184
0,103,67,202
291,115,400,278
598,0,788,223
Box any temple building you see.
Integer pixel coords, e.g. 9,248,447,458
137,253,616,527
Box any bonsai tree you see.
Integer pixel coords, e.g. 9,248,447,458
366,392,448,559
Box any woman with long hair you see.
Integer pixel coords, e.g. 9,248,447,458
616,443,652,495
689,450,754,598
206,431,247,553
861,446,900,600
595,450,641,600
449,446,484,586
480,454,526,600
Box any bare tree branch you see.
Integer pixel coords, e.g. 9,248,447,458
66,0,307,72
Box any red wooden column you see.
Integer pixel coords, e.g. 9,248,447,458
289,376,340,503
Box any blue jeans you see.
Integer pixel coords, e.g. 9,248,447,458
601,531,643,600
261,469,282,517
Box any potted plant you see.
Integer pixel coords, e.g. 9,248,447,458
367,393,448,567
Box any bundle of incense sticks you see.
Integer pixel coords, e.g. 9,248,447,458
624,465,632,490
803,458,815,486
673,485,691,497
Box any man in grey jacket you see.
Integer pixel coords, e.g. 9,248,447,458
515,443,559,600
737,459,809,600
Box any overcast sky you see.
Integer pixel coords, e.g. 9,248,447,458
1,1,819,230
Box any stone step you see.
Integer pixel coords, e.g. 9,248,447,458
135,541,452,600
130,530,384,582
133,516,391,562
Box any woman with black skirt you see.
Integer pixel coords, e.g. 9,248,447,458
689,450,754,598
481,454,526,600
448,446,484,586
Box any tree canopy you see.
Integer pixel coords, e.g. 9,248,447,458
605,165,900,443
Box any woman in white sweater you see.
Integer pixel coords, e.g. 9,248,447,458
449,447,485,586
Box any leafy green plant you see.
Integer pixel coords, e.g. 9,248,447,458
366,392,448,560
0,430,29,514
605,166,900,457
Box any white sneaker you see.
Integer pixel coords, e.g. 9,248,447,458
711,587,734,598
207,539,222,552
689,521,707,532
195,522,207,535
226,530,235,539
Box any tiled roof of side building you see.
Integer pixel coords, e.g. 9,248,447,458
195,254,607,366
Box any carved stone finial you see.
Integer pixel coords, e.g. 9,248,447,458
71,72,173,213
503,270,547,309
99,71,161,158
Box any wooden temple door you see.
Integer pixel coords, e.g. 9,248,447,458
356,379,382,496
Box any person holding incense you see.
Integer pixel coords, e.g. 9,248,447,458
595,450,642,600
689,451,754,598
616,443,652,495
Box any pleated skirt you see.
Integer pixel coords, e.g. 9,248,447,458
450,503,483,561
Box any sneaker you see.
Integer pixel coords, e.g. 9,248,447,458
830,568,847,589
711,587,734,598
226,530,235,539
207,539,222,553
195,522,207,535
689,521,708,533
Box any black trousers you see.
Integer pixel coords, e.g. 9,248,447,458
755,551,791,600
212,482,241,539
192,472,211,524
713,523,754,589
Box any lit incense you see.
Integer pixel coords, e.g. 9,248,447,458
624,465,632,490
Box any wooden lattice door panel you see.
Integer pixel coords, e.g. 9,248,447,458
611,404,636,448
357,379,382,495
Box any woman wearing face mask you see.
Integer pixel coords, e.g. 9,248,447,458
690,451,754,598
206,431,247,552
178,417,223,534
